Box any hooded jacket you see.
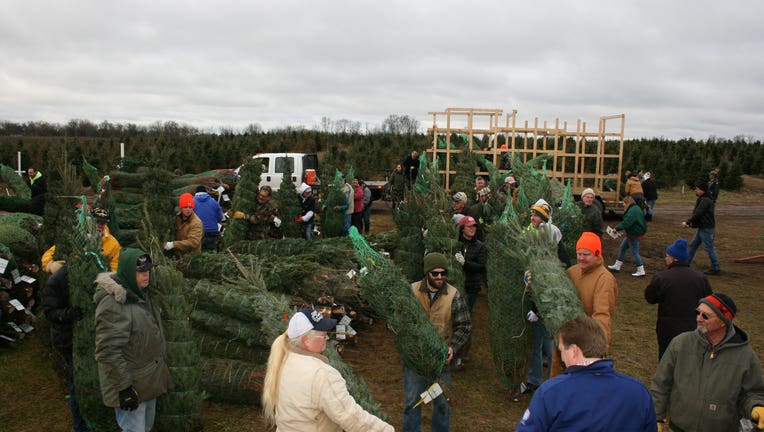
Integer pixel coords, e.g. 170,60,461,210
193,192,224,233
93,248,172,407
616,203,647,239
651,327,764,432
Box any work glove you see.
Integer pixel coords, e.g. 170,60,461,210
164,241,174,251
454,252,465,265
273,217,282,228
67,306,84,322
232,211,246,219
526,310,539,322
752,406,764,429
118,386,139,411
294,216,303,224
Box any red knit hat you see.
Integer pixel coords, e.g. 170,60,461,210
179,192,195,209
576,232,602,257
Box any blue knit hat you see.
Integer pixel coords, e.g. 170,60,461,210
666,239,689,262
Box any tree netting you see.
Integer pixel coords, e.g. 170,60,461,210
273,158,302,238
195,332,271,363
199,357,266,404
223,157,262,248
486,156,585,389
349,227,448,383
228,237,359,268
319,169,350,238
0,164,31,199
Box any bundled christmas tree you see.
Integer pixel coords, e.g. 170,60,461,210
273,159,302,238
223,157,262,248
0,164,31,199
349,227,448,383
320,169,351,238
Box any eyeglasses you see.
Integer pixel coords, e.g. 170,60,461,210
696,309,715,320
429,271,447,277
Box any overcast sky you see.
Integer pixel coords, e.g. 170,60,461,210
1,1,763,140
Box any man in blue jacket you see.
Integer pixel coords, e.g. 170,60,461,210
516,315,656,432
193,185,224,251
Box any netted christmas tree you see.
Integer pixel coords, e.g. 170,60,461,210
138,217,204,432
223,157,262,248
319,169,352,238
273,158,302,238
0,164,31,199
486,156,585,395
349,227,448,383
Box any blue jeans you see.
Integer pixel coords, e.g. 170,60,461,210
342,213,352,236
527,319,554,387
688,227,720,271
645,199,656,216
617,237,643,267
115,398,156,432
403,365,452,432
303,222,313,240
363,205,372,233
61,350,89,432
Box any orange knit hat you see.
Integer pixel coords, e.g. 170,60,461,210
179,192,195,209
576,232,602,257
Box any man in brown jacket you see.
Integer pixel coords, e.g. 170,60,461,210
164,192,202,255
551,232,619,376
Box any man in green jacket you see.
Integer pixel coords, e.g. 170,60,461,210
94,248,173,432
651,293,764,432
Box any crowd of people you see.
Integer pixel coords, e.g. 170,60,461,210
30,156,762,432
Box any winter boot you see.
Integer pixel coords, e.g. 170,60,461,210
632,266,646,277
607,260,623,272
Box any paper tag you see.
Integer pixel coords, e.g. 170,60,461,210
419,383,443,404
20,275,36,284
7,322,22,332
359,266,369,276
336,333,346,340
11,269,21,284
0,335,15,342
606,226,620,239
335,324,346,334
222,194,230,202
9,299,25,311
19,323,34,333
0,257,8,273
339,315,352,326
346,269,357,279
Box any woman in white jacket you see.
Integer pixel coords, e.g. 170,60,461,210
262,309,394,432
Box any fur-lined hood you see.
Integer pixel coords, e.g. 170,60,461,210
93,272,130,304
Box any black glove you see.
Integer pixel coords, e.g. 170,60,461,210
118,386,139,411
67,306,84,322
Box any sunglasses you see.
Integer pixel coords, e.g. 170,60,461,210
429,271,448,277
696,309,715,320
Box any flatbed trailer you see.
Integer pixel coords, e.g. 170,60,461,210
426,107,626,215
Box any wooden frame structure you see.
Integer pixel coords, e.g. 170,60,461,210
426,107,626,210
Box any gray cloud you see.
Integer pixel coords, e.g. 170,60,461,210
1,0,762,139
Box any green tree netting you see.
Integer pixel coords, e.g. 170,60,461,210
228,237,358,268
195,332,271,363
349,227,448,383
487,155,586,388
199,357,265,404
273,158,302,238
223,157,262,248
0,164,31,199
319,169,351,238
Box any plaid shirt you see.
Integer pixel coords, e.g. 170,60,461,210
422,280,472,353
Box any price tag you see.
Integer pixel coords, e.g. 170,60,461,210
0,257,8,273
346,269,356,279
9,299,25,311
222,194,230,202
339,315,352,326
19,323,34,333
11,269,21,284
20,275,36,284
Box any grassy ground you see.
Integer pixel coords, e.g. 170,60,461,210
2,177,764,431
